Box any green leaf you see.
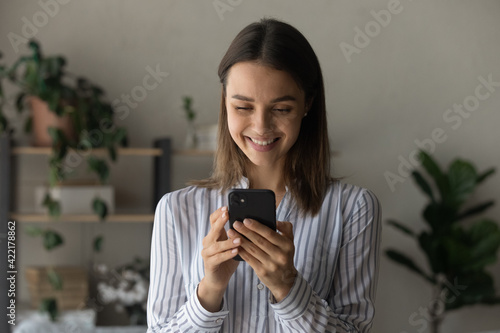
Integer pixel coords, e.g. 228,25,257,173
93,235,104,252
24,116,32,133
418,231,446,274
48,127,62,146
25,225,43,237
456,201,494,221
411,170,434,201
47,268,63,290
43,230,64,251
387,219,416,237
42,193,61,217
39,298,58,322
386,249,435,284
92,197,108,220
0,112,7,132
418,150,449,202
448,159,477,206
446,272,496,310
423,202,457,230
14,92,26,113
476,168,495,185
108,146,117,162
87,157,110,183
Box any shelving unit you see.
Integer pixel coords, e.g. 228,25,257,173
0,133,214,332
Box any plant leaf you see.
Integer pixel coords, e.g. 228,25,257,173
24,116,32,133
47,268,63,290
87,157,110,183
93,235,104,252
0,112,7,132
386,249,435,284
43,230,64,251
25,225,44,237
448,159,477,206
15,92,26,113
418,150,449,202
39,298,58,322
456,201,495,221
476,168,496,185
92,197,108,220
387,219,416,237
411,170,434,201
418,231,446,274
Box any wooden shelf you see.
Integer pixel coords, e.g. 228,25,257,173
12,147,163,156
11,146,214,157
173,149,215,156
10,213,154,223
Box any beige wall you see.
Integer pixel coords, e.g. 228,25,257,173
1,0,499,331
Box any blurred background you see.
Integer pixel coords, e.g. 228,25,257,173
0,1,499,332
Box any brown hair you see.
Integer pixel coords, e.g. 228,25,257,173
193,18,333,216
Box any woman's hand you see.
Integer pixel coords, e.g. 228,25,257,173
228,219,297,302
198,206,240,312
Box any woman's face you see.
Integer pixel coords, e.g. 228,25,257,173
225,61,307,169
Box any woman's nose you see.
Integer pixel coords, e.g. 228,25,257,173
253,109,274,133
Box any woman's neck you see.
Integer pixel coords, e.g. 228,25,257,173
246,164,287,205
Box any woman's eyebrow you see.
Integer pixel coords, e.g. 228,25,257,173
231,94,297,103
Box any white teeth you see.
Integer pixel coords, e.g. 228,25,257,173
250,138,275,146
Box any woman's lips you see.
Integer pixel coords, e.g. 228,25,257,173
246,137,280,152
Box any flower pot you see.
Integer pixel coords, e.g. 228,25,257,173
31,96,76,147
25,266,88,310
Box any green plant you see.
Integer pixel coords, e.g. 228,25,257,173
1,40,122,321
0,40,127,220
386,150,500,333
182,95,196,122
26,225,103,321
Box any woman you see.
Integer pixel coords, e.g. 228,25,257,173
147,18,381,333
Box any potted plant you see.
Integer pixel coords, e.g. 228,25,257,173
0,40,128,220
182,95,197,149
386,150,500,333
0,40,124,320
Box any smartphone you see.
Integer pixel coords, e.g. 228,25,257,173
228,189,277,261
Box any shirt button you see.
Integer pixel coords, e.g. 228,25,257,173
215,318,223,324
257,283,264,290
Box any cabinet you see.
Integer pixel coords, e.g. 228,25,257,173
0,133,213,332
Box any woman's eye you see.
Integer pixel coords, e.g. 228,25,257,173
235,106,252,111
273,108,291,113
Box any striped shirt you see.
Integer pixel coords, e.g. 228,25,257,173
147,177,381,333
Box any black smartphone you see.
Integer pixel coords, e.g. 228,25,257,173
228,189,277,261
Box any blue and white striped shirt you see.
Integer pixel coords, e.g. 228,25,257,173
147,178,381,332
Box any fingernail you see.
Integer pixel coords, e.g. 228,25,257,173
232,248,238,254
233,238,241,244
222,212,227,218
233,221,242,229
243,219,253,226
227,229,236,237
221,206,228,212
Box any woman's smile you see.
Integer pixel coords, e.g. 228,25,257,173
225,61,307,168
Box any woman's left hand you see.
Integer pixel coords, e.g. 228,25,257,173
228,219,297,302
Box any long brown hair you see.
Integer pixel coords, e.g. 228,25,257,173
193,18,333,216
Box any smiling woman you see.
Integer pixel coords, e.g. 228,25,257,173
147,18,382,333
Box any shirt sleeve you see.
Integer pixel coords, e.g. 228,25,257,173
270,189,382,332
147,194,230,333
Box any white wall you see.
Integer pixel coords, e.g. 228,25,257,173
1,0,499,331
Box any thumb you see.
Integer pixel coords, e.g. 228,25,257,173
277,221,294,240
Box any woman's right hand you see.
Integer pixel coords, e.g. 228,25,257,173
198,206,240,312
